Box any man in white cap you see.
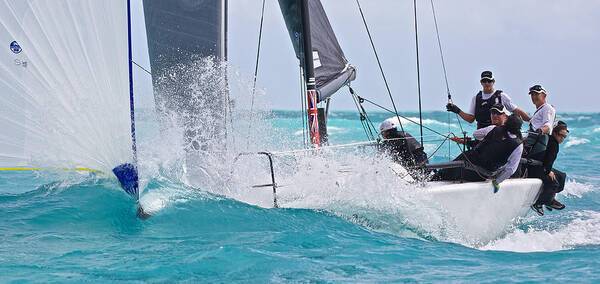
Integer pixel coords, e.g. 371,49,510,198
524,84,556,157
446,70,530,129
379,118,428,173
451,102,510,147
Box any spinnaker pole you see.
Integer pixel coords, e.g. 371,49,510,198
300,0,320,147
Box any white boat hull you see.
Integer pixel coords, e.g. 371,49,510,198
423,178,542,243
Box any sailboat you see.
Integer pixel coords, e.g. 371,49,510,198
0,0,147,214
249,0,543,241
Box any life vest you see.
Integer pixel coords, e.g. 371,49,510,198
474,90,503,129
467,126,522,172
524,104,553,157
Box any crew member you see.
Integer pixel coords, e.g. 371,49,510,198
433,114,524,191
529,122,568,216
379,118,428,171
451,102,509,147
446,71,530,129
524,84,556,157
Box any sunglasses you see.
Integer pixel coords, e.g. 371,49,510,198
558,133,567,138
480,79,494,83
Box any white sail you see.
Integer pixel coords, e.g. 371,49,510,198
0,1,133,173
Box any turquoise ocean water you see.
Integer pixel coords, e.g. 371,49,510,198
1,110,599,282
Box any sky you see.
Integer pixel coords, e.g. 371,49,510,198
225,0,600,113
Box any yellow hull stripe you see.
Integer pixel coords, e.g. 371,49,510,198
0,167,104,174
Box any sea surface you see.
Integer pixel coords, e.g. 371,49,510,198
1,110,599,282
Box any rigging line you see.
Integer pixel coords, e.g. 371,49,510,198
350,90,375,141
348,86,377,140
248,0,266,123
246,0,266,148
359,96,448,137
360,102,378,139
351,93,372,141
356,96,378,139
268,135,444,156
225,67,235,150
429,0,450,96
296,1,309,147
413,0,424,147
447,111,451,161
132,60,151,76
421,134,450,163
355,0,404,133
300,66,307,147
429,0,465,135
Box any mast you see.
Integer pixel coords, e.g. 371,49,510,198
300,0,320,146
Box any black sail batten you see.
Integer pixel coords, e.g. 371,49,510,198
142,0,227,151
278,0,356,103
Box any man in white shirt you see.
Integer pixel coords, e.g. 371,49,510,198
446,71,531,129
524,84,556,157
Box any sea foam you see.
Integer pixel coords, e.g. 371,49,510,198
560,179,595,198
480,211,600,252
565,136,590,148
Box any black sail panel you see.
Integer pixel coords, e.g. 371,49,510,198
142,0,227,151
143,0,226,71
278,0,356,102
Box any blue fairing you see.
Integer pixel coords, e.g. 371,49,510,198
112,163,139,197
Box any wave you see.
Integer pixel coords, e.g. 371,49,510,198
558,115,592,121
594,127,600,133
560,179,595,198
565,136,590,148
480,210,600,252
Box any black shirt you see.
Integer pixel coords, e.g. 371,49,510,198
542,135,560,175
380,130,426,166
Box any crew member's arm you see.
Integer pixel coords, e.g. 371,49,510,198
495,144,524,183
458,111,475,123
446,103,475,123
513,108,531,121
542,139,559,175
539,106,556,134
446,96,476,123
540,125,550,134
473,125,495,141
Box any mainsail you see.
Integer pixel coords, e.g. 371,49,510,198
0,0,138,196
278,0,356,103
142,0,228,152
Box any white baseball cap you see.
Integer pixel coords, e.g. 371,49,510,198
380,119,397,132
